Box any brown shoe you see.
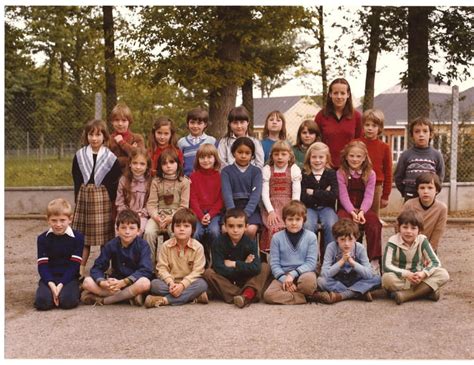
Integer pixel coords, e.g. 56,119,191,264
129,294,144,307
144,295,167,308
194,291,209,304
428,289,440,302
361,291,373,302
313,291,343,304
80,290,103,306
233,295,251,308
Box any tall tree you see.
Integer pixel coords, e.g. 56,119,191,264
103,6,117,120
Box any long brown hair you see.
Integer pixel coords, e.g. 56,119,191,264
324,78,354,118
293,119,321,150
148,116,178,154
156,148,184,181
122,147,152,208
263,110,287,140
338,140,372,184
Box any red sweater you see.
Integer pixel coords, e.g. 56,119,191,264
189,168,224,220
315,110,362,168
150,145,184,177
354,137,393,200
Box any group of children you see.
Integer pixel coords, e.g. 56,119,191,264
34,77,450,311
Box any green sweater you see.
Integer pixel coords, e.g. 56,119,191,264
383,233,442,278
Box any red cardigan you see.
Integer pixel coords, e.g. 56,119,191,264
315,109,362,168
355,137,393,200
189,168,223,220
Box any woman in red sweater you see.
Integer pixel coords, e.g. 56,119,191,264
189,143,224,266
315,78,362,169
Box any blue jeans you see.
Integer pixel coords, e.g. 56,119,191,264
304,207,338,248
194,215,221,244
150,278,208,306
318,274,381,294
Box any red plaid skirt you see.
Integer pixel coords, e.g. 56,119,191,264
72,184,114,246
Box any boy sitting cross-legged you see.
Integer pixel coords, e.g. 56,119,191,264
204,208,271,308
81,209,153,306
263,200,319,305
315,218,381,304
145,208,208,307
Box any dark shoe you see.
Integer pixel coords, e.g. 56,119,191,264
361,291,373,302
129,294,144,307
80,290,103,306
233,295,251,308
428,289,440,302
311,291,342,304
193,291,209,304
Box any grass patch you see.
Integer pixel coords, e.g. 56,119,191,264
5,157,73,187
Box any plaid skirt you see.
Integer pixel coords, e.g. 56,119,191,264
72,184,114,246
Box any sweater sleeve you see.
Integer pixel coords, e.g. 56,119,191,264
253,138,265,169
421,238,442,277
244,167,262,219
211,236,236,277
382,242,408,278
37,234,54,283
429,203,447,250
382,143,393,200
291,164,302,200
320,242,340,278
127,240,153,282
189,173,205,220
71,155,83,202
221,167,236,210
435,149,445,183
394,151,408,195
90,242,114,283
352,242,374,279
181,244,206,288
115,176,127,212
261,165,273,213
269,235,287,282
234,238,261,276
59,232,84,285
104,159,122,203
300,174,317,208
217,139,230,170
157,245,174,285
337,170,355,213
208,173,224,218
360,171,376,213
146,179,160,218
313,169,338,208
354,111,363,139
179,177,191,209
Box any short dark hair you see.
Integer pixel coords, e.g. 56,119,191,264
397,209,424,231
416,172,442,193
81,119,109,147
332,218,359,240
231,136,255,158
282,200,307,222
171,208,198,236
187,107,208,124
408,117,434,139
116,209,141,229
224,208,248,225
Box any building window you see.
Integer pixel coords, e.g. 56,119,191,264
392,135,405,162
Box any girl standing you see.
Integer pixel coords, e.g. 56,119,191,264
115,147,152,235
337,140,382,272
221,137,262,240
148,116,184,176
292,119,321,169
261,110,287,163
300,142,339,248
260,141,301,252
189,144,224,266
144,149,190,268
217,106,264,169
72,119,122,274
315,78,362,169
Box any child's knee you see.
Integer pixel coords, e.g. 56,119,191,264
82,276,95,291
381,273,400,291
59,296,80,309
34,296,54,311
135,277,151,293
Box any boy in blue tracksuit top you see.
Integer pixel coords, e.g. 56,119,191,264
81,209,153,306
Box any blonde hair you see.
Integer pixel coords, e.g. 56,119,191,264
46,198,73,217
193,143,221,171
263,110,287,140
338,140,373,184
268,140,295,167
303,142,333,175
362,108,384,136
110,103,134,125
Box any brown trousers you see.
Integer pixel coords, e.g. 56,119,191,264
203,262,271,303
263,271,316,305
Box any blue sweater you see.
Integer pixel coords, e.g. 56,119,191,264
90,236,153,283
269,229,318,282
37,228,84,285
177,134,217,176
221,163,262,219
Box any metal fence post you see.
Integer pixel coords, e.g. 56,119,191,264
95,92,102,120
450,86,459,212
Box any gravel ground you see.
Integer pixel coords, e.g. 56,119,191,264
4,219,473,359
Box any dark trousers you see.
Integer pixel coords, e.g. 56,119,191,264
34,279,80,310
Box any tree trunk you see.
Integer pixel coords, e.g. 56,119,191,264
242,78,254,129
407,7,431,124
207,7,242,138
103,6,117,121
363,7,382,111
317,6,328,103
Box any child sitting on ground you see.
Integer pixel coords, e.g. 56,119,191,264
382,210,449,305
204,208,271,308
145,208,208,307
81,210,153,306
401,172,447,253
315,219,381,304
263,200,318,305
35,198,84,311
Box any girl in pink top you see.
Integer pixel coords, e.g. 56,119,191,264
336,141,382,272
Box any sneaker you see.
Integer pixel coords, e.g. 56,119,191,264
80,290,103,306
428,289,440,302
129,294,144,307
144,295,167,308
233,295,251,308
361,291,373,302
193,291,209,304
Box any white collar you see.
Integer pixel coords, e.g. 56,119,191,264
46,226,75,237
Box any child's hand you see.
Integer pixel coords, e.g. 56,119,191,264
48,282,62,306
267,211,280,226
351,211,359,223
201,213,211,226
160,216,172,230
107,278,123,292
325,185,331,191
413,271,427,284
357,211,366,224
380,198,389,209
153,215,162,225
169,282,184,297
306,188,314,195
224,260,236,268
132,142,138,147
114,134,124,144
283,274,296,292
404,271,418,284
347,256,356,267
245,254,255,263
